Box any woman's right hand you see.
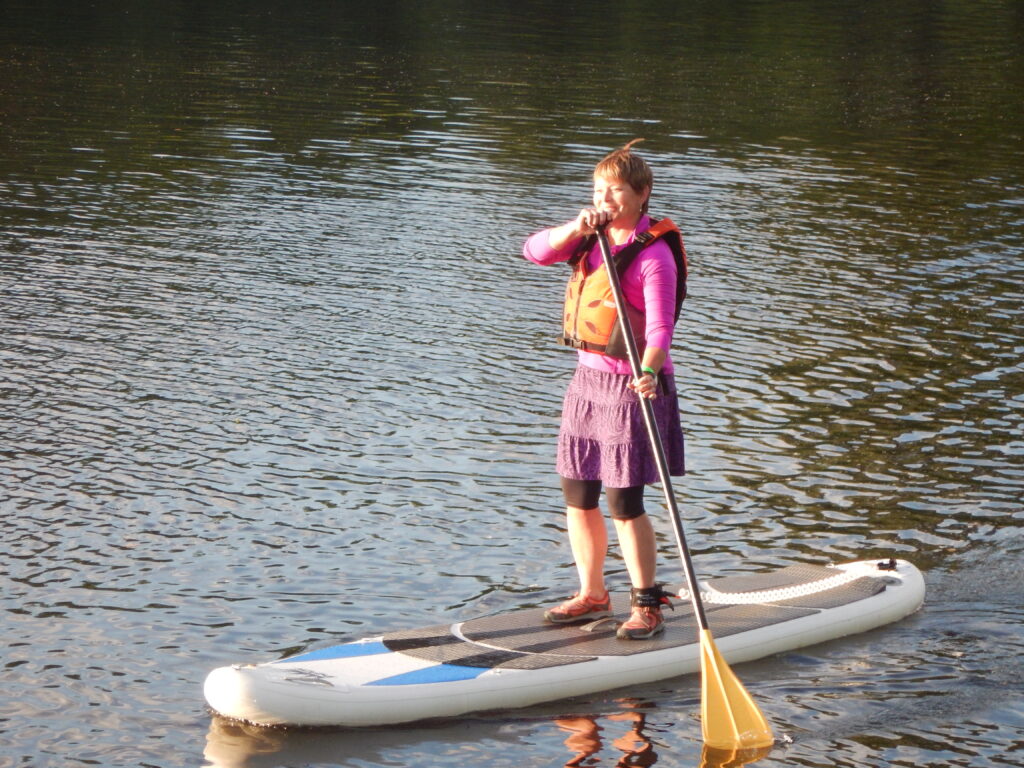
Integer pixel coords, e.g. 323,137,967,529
547,208,614,252
572,207,613,237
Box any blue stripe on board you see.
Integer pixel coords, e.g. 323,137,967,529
368,664,487,686
278,641,390,664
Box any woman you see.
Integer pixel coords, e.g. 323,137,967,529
522,140,687,640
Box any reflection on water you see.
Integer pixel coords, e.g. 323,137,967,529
202,704,780,768
1,1,1022,767
203,705,664,768
556,705,656,767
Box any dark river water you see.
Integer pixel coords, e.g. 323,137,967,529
2,1,1022,766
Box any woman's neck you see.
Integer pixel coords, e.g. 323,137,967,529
606,214,643,246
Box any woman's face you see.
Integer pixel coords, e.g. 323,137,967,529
593,173,649,226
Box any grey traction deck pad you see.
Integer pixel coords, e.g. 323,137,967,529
381,565,887,668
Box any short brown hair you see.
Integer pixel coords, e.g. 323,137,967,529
594,139,653,210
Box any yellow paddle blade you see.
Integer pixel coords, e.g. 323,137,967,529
699,629,774,750
699,744,773,768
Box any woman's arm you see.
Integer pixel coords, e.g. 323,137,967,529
637,242,678,355
523,208,614,265
628,242,678,398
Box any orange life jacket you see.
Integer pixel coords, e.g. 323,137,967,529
559,217,687,360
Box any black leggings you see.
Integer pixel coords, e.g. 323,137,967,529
560,477,647,521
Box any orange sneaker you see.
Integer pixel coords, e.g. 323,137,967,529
616,586,673,640
543,592,612,624
616,605,665,640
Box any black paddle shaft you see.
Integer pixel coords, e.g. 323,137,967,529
595,227,710,629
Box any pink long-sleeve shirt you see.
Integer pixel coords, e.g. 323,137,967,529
523,215,678,376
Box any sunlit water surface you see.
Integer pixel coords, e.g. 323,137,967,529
1,2,1022,767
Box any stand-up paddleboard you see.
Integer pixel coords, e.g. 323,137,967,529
204,558,924,727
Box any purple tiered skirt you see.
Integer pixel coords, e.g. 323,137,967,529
556,364,686,488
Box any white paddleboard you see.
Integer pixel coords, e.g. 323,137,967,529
204,558,924,727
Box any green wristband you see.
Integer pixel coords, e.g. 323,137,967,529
641,365,657,378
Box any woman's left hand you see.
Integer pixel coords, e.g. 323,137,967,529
629,372,658,400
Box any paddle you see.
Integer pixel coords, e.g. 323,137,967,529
594,225,774,751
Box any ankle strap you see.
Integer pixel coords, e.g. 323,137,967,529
629,585,675,609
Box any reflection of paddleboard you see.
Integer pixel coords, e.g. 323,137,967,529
204,558,924,727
